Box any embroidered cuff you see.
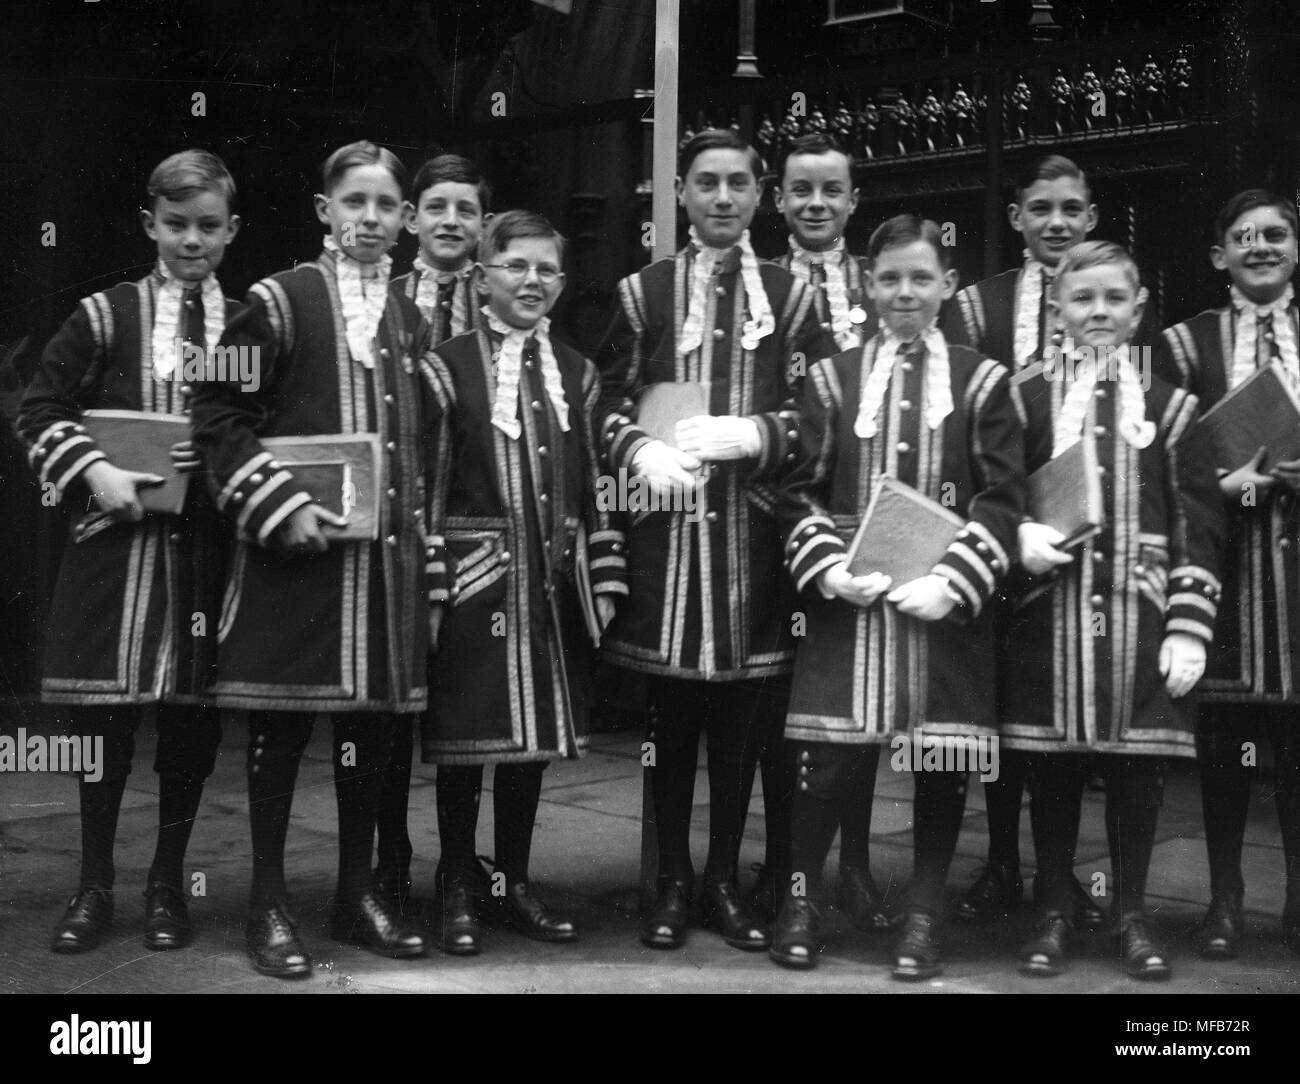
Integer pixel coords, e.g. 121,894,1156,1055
786,514,847,594
934,522,1008,616
219,451,313,545
1166,565,1221,643
30,421,108,501
426,533,451,603
602,411,653,473
745,401,799,480
587,528,629,596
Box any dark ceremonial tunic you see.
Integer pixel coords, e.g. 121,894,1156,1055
1157,304,1300,703
942,265,1161,369
998,365,1223,757
393,266,482,346
420,329,627,764
770,248,878,345
778,338,1025,742
594,249,838,680
190,248,444,713
19,273,235,704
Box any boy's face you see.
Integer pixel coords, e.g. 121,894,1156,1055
476,236,564,330
1009,176,1097,267
141,190,240,285
405,180,484,271
676,148,760,248
1211,204,1298,304
866,239,958,342
1050,262,1145,350
314,163,405,264
775,151,859,252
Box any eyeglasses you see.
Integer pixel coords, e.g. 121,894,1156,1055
481,260,564,284
1231,226,1294,248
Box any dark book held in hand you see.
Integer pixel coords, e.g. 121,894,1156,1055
846,476,964,584
1197,360,1300,471
1028,438,1105,549
636,382,709,448
261,434,381,542
82,409,191,515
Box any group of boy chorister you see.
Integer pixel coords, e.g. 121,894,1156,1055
17,126,1300,984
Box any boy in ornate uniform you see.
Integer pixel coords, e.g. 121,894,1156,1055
1156,189,1300,957
595,128,837,952
191,141,434,977
420,210,626,954
21,150,236,955
771,214,1025,978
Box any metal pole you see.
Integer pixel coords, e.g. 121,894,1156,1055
652,0,680,262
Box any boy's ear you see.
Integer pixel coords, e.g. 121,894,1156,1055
941,266,960,300
773,185,786,213
1209,244,1229,272
1084,203,1100,235
471,263,490,296
226,214,242,243
1132,285,1148,328
848,186,861,216
403,201,418,235
139,208,158,240
674,175,686,207
1007,201,1023,233
313,193,331,226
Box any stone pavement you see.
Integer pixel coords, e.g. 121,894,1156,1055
2,717,1298,994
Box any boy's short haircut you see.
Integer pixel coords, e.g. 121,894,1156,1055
480,209,566,265
677,128,764,182
411,154,492,213
1214,188,1299,244
866,213,952,270
321,140,409,197
1052,239,1140,296
1015,153,1089,202
147,149,236,210
776,132,852,187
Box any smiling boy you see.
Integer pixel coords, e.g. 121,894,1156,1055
1157,189,1300,959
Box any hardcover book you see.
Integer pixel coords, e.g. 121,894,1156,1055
82,409,192,515
846,476,964,584
261,434,382,542
1197,361,1300,471
1028,438,1105,549
636,382,710,448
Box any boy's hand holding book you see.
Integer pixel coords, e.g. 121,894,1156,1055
277,503,349,555
887,574,959,622
1159,631,1206,699
1018,521,1075,576
1271,456,1300,490
1218,445,1273,500
674,414,761,463
83,460,165,523
630,439,703,497
168,440,203,475
819,562,892,608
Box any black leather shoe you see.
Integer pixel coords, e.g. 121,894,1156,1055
641,876,692,949
495,882,578,943
51,886,114,954
372,862,412,914
1019,912,1069,977
143,882,192,951
836,866,893,932
1115,912,1171,981
246,901,312,978
331,891,425,958
892,910,943,981
438,881,483,956
954,864,1023,923
701,879,770,951
1197,894,1244,960
746,864,777,924
769,897,822,969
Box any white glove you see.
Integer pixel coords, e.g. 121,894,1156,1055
630,439,703,499
1160,632,1206,699
886,574,958,622
1018,521,1074,576
675,414,762,463
819,561,892,608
